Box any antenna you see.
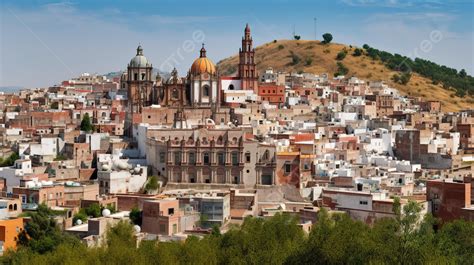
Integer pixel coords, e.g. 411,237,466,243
292,24,295,38
314,18,317,40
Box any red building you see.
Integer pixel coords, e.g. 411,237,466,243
427,178,473,223
258,83,285,105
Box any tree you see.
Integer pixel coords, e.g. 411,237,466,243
322,33,333,44
0,152,19,167
85,203,101,218
17,204,80,254
392,74,401,83
399,72,412,85
129,207,142,226
290,52,301,66
459,69,467,78
80,113,93,132
293,35,301,40
334,62,349,77
144,176,159,193
353,48,363,56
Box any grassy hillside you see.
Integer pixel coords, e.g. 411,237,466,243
217,40,472,112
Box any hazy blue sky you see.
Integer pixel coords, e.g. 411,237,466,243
1,0,473,88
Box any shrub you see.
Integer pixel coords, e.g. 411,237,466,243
353,48,363,56
336,50,347,61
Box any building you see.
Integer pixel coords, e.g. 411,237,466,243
141,199,180,236
427,178,473,223
0,218,24,254
123,45,155,137
147,128,248,186
258,83,285,105
97,162,147,194
13,184,65,207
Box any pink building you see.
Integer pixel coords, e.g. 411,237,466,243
141,199,180,236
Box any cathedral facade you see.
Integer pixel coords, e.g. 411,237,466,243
123,24,256,138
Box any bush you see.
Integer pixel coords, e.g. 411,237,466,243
334,62,349,77
336,50,347,61
278,44,284,50
399,72,412,85
73,212,87,225
85,203,102,218
353,48,363,56
305,57,313,66
145,176,159,192
53,154,67,161
129,207,142,226
290,52,301,66
0,152,19,167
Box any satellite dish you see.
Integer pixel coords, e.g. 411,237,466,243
76,219,83,225
102,208,111,217
133,225,141,233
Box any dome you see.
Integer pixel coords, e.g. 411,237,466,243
190,44,216,75
129,45,151,68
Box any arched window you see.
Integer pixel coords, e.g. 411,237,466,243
13,204,17,211
203,85,210,97
229,84,235,90
101,112,106,118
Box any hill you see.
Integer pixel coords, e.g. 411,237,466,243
217,40,472,112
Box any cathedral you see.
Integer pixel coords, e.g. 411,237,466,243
122,24,258,138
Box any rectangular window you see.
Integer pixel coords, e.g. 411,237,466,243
168,208,175,215
159,152,166,163
285,164,291,174
245,153,251,163
218,153,225,165
188,152,195,164
203,153,210,165
174,152,181,164
232,152,239,166
359,201,368,205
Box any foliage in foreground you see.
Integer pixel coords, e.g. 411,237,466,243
3,201,473,265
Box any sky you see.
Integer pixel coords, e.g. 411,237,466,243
0,0,473,88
